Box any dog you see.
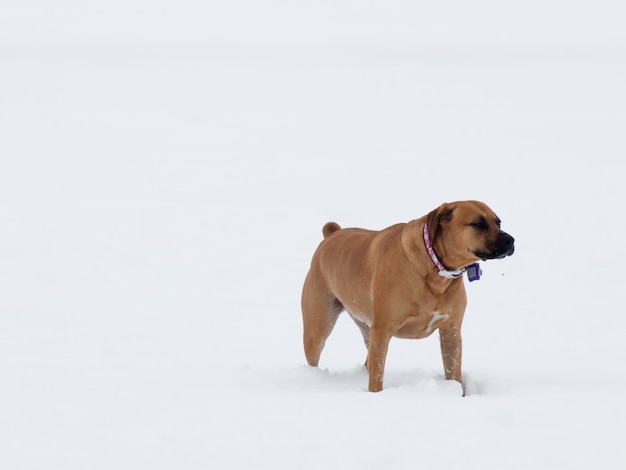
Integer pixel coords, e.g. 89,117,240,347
301,200,514,393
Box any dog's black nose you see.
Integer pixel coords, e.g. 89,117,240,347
500,232,515,257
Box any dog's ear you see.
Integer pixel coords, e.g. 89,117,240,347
426,203,454,243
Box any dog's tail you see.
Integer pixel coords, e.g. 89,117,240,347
322,222,341,239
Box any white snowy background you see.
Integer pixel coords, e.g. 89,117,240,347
1,1,625,468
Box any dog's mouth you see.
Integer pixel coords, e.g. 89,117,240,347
476,248,514,260
474,233,515,261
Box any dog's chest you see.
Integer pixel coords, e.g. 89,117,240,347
426,311,449,333
394,310,450,339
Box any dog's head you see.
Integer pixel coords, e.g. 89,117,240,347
425,201,515,269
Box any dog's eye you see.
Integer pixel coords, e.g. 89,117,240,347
470,220,488,231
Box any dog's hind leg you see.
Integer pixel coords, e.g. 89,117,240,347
301,272,343,367
366,319,395,392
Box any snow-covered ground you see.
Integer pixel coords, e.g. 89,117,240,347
2,1,626,468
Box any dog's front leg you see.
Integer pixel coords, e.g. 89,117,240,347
367,326,392,392
439,323,463,389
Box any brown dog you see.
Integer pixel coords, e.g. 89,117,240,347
301,201,514,393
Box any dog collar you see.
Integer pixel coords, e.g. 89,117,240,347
423,223,467,279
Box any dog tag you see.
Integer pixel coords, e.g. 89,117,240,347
467,263,482,282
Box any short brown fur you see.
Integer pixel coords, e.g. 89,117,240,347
301,200,514,393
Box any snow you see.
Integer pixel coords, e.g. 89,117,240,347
1,1,626,468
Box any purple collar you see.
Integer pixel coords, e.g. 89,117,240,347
423,223,467,279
